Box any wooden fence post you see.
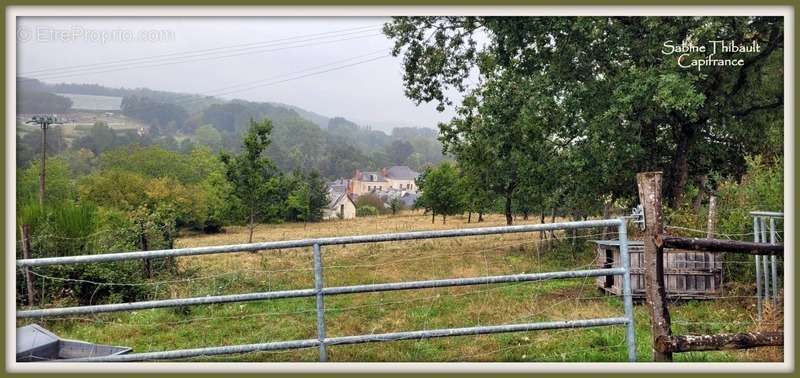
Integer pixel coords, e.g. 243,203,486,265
20,225,37,306
706,195,718,238
636,171,673,361
140,222,151,279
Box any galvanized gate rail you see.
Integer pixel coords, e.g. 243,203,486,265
751,211,783,319
16,219,636,362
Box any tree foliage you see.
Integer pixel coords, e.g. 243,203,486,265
17,91,72,114
220,119,279,242
194,124,223,152
385,16,784,212
416,162,464,224
74,121,117,155
121,95,189,135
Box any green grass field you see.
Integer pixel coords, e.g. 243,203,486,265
18,213,782,362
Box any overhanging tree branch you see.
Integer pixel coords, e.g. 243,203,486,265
732,97,784,117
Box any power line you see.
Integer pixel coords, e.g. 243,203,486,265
209,55,391,99
177,49,389,102
25,30,384,81
20,24,381,76
50,50,391,117
17,28,395,128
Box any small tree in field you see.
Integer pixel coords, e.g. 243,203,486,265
306,171,329,222
417,162,464,224
220,119,277,243
285,171,328,222
388,196,403,215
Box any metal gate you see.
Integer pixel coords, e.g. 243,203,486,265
752,211,783,318
16,219,637,362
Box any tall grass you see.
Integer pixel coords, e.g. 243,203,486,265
16,199,158,306
18,199,98,258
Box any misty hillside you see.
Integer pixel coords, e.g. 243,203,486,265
15,77,446,178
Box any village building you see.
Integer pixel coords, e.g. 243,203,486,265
349,166,420,195
323,190,357,220
328,178,349,194
382,166,420,192
399,191,419,208
324,166,421,218
370,188,420,210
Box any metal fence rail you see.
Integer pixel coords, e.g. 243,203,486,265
16,218,637,362
752,211,783,318
71,318,629,362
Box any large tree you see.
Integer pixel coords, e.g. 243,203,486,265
439,70,572,225
384,16,783,207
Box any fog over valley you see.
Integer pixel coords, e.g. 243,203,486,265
17,17,459,131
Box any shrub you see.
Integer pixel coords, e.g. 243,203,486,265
17,157,77,204
355,193,388,214
357,205,379,217
16,200,173,307
666,155,783,284
388,196,404,215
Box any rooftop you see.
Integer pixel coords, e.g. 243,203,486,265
385,166,419,180
327,191,351,209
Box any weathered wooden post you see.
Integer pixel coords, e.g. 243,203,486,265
20,225,37,306
140,222,151,279
636,171,673,361
706,195,717,238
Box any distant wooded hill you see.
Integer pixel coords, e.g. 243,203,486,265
15,77,446,178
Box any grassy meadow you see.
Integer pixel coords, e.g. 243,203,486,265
18,213,782,362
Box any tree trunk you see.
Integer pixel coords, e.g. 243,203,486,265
468,211,472,223
640,122,660,172
248,209,255,244
539,212,547,241
549,207,557,240
478,212,484,222
504,193,513,226
163,225,176,273
523,210,529,220
431,212,435,224
442,214,446,224
692,175,707,212
601,200,611,239
39,125,47,205
669,124,697,206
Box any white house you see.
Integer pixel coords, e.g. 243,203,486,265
323,191,357,220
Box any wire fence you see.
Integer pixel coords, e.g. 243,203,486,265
16,219,637,362
16,213,780,362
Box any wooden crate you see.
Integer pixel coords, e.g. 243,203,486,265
594,240,723,299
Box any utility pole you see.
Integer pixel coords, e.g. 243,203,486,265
26,115,62,205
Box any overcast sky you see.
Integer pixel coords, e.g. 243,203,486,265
17,17,462,130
